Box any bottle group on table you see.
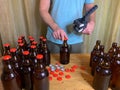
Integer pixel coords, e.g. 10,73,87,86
90,40,120,90
1,35,50,90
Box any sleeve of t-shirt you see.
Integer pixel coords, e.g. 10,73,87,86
85,0,94,4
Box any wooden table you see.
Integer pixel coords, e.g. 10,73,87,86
0,54,112,90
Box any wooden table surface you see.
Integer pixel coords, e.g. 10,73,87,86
0,54,112,90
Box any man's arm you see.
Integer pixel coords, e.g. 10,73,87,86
39,0,57,31
39,0,68,40
82,3,96,35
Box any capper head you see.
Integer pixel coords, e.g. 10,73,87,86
73,18,87,33
73,5,98,33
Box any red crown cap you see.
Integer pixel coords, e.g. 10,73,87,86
4,43,10,47
23,51,29,55
36,54,43,59
30,45,36,49
3,55,11,61
10,48,16,52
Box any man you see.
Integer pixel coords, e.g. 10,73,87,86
39,0,95,53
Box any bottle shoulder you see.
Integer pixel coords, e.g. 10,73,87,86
33,69,49,79
1,72,17,81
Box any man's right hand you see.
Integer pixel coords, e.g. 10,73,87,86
39,0,68,41
53,28,68,41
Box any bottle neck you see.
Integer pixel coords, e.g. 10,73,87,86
35,59,45,70
42,42,48,50
18,46,25,54
11,52,16,57
4,47,10,55
3,60,14,73
23,55,31,66
39,39,43,46
100,54,111,68
63,40,68,47
30,47,37,53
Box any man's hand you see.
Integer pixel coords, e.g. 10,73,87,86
53,28,68,41
39,0,68,41
82,21,95,35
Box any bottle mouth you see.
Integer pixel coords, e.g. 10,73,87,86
23,51,29,55
10,48,17,52
64,37,68,41
3,55,11,61
30,45,36,49
43,38,47,42
36,54,43,59
4,43,10,47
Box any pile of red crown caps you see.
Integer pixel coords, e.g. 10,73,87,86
47,61,86,81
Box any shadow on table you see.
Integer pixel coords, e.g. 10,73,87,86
80,66,94,88
50,54,60,62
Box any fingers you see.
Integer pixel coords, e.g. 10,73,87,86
53,29,68,40
53,31,60,39
61,32,68,41
82,22,94,35
82,28,91,35
53,31,58,39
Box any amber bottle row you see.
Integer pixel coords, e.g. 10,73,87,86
1,35,50,90
90,40,120,90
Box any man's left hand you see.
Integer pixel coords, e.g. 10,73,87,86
82,21,95,35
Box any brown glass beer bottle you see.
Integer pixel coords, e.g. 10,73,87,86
33,54,49,90
91,53,100,76
60,38,70,64
3,43,11,55
109,43,118,71
90,40,101,67
91,45,104,76
17,40,23,50
93,53,112,90
29,45,37,65
93,40,101,50
17,43,25,58
32,41,38,46
1,55,21,90
108,42,117,59
28,38,34,51
10,48,21,74
110,47,120,90
21,51,33,90
28,36,34,40
19,36,28,50
38,36,44,54
99,45,105,56
42,38,51,66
